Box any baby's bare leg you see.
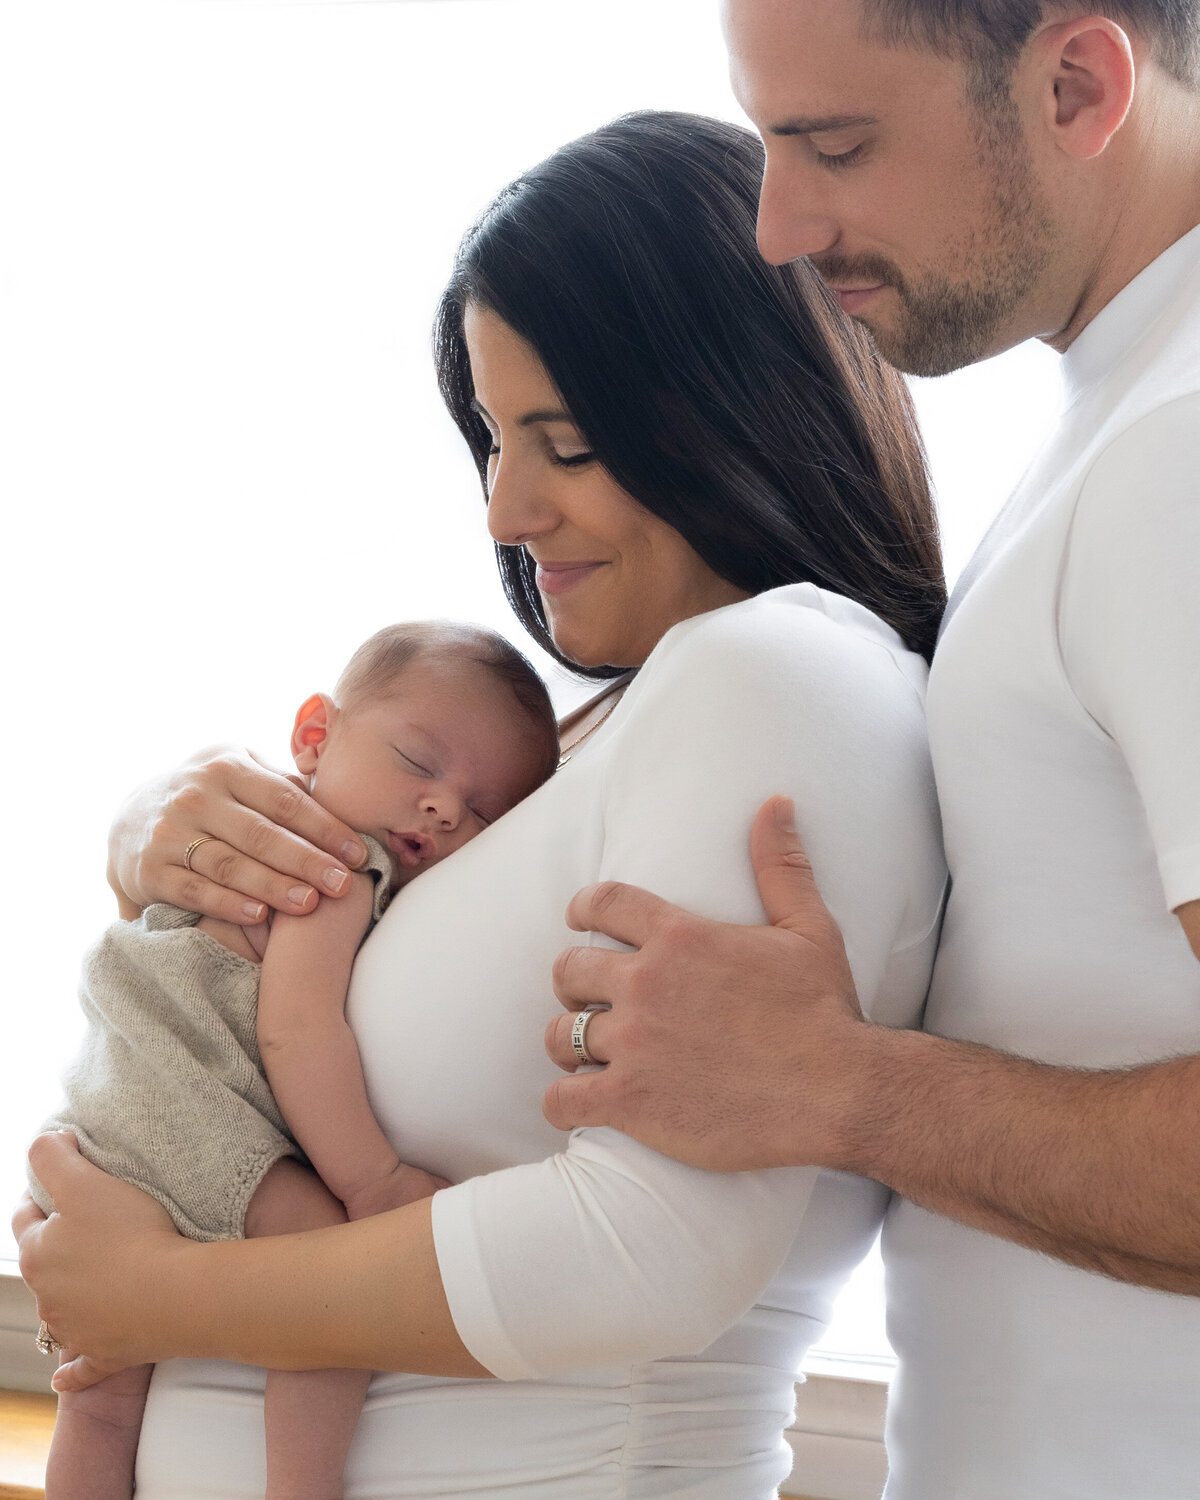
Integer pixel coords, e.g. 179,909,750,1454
44,1357,154,1500
245,1158,372,1500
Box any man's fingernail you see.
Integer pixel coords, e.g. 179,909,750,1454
288,884,316,907
341,840,366,867
243,901,266,922
774,798,796,833
323,867,349,894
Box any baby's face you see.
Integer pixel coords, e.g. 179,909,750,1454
299,656,548,888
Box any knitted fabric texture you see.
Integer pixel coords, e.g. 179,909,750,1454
30,835,394,1241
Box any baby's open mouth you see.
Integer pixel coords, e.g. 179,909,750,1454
386,831,430,868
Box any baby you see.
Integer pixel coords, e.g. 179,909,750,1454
30,621,559,1500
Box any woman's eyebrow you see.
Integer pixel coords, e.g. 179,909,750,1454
469,398,577,428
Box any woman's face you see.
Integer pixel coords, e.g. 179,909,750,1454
464,302,749,669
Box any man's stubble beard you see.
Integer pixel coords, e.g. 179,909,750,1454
818,88,1057,378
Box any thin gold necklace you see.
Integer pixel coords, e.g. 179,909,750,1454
558,689,624,767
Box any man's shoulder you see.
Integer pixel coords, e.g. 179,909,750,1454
1067,391,1200,563
1081,389,1200,502
1096,387,1200,457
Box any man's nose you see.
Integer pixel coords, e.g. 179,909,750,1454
756,162,839,266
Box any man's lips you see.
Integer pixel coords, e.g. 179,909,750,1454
534,560,607,596
829,285,887,314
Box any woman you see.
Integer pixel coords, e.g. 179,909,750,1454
20,112,946,1498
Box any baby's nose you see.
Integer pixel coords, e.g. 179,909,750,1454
422,789,463,828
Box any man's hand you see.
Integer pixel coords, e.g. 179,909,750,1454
543,796,875,1171
107,745,368,924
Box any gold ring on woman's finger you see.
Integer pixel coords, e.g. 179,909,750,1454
570,1005,608,1067
35,1320,63,1356
183,837,214,872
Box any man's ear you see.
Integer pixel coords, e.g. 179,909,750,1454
1035,17,1135,159
291,693,337,775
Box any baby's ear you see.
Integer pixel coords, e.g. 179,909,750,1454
291,693,336,774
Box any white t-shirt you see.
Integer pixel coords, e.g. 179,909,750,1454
884,224,1200,1500
134,584,945,1500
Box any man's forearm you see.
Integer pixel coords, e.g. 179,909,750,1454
836,1026,1200,1291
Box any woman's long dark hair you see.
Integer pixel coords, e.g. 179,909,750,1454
435,110,945,675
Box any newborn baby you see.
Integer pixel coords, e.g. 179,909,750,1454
30,621,559,1500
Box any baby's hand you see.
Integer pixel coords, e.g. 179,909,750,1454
343,1163,450,1221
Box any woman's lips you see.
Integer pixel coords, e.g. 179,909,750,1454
534,561,606,596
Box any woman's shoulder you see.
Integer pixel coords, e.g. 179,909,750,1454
629,582,929,718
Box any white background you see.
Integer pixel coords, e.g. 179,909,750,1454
0,0,1062,1367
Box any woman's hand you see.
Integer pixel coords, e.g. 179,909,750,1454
107,745,368,924
15,1134,195,1391
16,1134,485,1384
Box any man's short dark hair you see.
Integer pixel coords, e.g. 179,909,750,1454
863,2,1200,93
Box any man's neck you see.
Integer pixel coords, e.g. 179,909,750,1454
1045,87,1200,353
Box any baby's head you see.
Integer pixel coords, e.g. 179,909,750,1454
291,622,559,889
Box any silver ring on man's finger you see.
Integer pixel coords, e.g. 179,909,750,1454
35,1320,63,1356
570,1005,607,1067
183,836,214,872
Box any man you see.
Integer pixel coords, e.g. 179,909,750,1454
544,4,1200,1496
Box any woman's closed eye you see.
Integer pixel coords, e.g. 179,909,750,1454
486,441,595,469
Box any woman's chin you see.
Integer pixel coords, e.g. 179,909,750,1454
551,634,636,671
547,622,622,671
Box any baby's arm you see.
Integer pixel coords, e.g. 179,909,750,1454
257,877,440,1220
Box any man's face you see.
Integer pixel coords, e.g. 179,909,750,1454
724,0,1059,375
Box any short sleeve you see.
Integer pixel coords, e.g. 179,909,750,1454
432,588,945,1379
1060,395,1200,911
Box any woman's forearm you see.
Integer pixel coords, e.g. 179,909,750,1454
19,1134,486,1387
166,1199,490,1377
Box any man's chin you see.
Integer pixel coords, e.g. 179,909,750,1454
857,310,1001,379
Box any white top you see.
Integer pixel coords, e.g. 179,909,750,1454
134,584,945,1500
884,224,1200,1500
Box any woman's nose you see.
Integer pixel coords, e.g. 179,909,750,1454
485,452,561,546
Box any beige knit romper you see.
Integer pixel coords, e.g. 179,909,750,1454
29,836,393,1241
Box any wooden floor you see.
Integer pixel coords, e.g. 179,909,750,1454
0,1390,54,1500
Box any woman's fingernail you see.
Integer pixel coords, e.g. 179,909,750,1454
243,901,266,922
288,885,316,907
774,798,796,833
341,839,366,867
323,867,349,894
